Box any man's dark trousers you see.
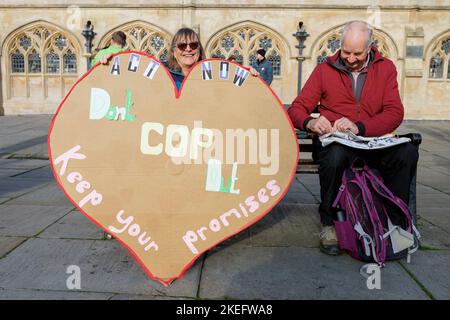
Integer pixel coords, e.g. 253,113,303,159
312,139,419,226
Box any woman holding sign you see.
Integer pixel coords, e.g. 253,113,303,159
98,28,205,90
166,28,206,90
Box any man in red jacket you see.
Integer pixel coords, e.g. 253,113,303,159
288,21,418,256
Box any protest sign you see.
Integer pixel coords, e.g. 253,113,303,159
49,52,298,285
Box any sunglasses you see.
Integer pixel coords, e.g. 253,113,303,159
176,41,199,51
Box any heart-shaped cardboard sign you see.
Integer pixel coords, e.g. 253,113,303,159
48,52,298,286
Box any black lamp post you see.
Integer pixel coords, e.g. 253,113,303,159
293,21,310,94
82,20,96,69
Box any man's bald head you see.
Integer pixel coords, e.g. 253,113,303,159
340,21,373,49
339,21,374,72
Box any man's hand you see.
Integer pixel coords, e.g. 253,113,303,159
332,117,359,135
249,67,260,77
306,115,333,135
99,53,113,65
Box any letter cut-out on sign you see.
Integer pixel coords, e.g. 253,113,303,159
111,57,121,75
205,160,240,195
143,60,161,80
220,61,230,80
128,54,141,72
89,88,110,120
233,67,249,87
201,61,213,80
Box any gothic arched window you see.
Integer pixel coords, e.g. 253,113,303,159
8,26,78,75
6,22,80,103
207,24,285,77
98,22,172,64
28,50,42,73
46,51,60,73
428,37,450,79
11,50,25,73
63,50,77,73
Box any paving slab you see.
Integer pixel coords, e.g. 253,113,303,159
0,236,27,258
431,151,450,160
0,169,30,178
416,217,450,250
417,167,450,194
199,246,429,300
0,238,202,298
418,152,450,163
401,122,450,144
0,177,50,199
283,204,320,225
0,288,114,300
6,183,73,207
0,134,48,158
13,166,54,180
218,228,251,248
400,251,450,300
0,205,72,237
419,141,450,154
416,208,450,233
417,195,450,212
300,184,321,196
39,210,105,240
417,153,446,165
0,159,49,170
286,178,309,193
280,191,318,204
417,183,443,194
0,115,52,133
248,204,320,248
417,193,450,210
0,199,10,204
422,165,450,177
295,174,320,185
295,175,321,196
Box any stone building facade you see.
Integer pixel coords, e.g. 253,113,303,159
0,0,449,118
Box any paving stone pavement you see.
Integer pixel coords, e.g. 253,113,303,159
0,116,449,300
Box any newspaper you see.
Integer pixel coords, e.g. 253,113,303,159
319,131,410,150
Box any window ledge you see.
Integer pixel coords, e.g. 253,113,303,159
427,78,450,82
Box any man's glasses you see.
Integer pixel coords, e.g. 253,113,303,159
176,41,199,51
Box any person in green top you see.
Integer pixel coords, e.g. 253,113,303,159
90,31,127,67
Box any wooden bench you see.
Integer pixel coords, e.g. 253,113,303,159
294,129,422,224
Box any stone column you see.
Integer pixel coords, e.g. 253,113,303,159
403,26,425,118
0,52,3,115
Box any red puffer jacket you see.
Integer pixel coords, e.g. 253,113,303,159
288,47,404,137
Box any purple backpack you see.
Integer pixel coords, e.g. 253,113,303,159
332,159,421,266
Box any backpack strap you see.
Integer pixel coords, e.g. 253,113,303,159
354,222,378,261
353,169,386,265
364,169,422,263
357,170,387,266
412,225,421,239
332,172,349,209
363,170,414,231
364,168,421,241
407,241,420,264
333,158,365,209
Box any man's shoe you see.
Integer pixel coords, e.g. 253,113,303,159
319,225,341,256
